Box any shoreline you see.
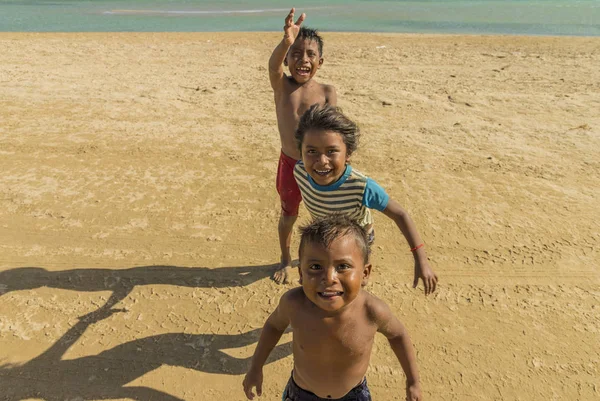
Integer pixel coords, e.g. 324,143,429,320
2,31,600,38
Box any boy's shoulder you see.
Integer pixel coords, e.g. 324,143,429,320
361,291,393,326
281,286,306,305
320,81,336,91
316,81,336,98
275,287,306,317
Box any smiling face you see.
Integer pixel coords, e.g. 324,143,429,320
301,129,349,186
299,234,371,313
285,38,323,84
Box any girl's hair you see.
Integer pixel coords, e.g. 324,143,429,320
295,103,360,155
299,214,370,264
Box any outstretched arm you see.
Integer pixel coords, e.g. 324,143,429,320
382,199,438,295
243,294,291,400
371,299,423,401
269,8,305,90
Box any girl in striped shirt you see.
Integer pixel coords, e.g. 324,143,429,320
293,104,438,295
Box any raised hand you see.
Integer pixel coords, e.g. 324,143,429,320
283,7,306,46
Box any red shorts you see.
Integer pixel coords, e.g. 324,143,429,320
276,151,302,216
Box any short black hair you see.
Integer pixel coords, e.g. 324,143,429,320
299,215,370,264
297,27,323,56
295,104,360,155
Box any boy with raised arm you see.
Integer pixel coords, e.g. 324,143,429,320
243,215,423,401
270,8,337,284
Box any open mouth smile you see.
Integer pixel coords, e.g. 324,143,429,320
318,291,343,298
314,169,332,176
296,66,311,75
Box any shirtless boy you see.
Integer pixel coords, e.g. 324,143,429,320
243,215,423,401
270,8,337,284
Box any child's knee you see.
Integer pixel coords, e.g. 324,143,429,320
279,214,298,226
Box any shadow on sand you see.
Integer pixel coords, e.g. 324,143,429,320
0,263,278,298
0,264,290,400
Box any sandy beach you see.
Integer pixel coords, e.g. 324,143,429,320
0,32,599,400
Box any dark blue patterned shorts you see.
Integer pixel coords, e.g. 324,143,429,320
282,374,372,401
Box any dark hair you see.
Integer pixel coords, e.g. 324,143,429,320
297,27,323,56
295,104,360,155
299,215,370,264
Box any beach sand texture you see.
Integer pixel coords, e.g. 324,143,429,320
1,32,599,400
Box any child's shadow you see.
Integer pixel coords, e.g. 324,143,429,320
0,263,277,305
0,264,288,399
0,294,291,400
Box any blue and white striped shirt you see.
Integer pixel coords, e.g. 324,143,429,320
293,162,389,227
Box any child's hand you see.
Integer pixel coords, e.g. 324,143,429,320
406,381,423,401
283,8,306,46
243,368,264,400
413,258,438,295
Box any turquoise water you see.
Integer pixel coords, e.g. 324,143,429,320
1,0,599,36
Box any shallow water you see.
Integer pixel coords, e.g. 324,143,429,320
1,0,599,36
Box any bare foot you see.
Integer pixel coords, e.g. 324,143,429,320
272,262,292,284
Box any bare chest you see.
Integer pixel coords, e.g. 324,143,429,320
277,82,327,118
291,312,376,360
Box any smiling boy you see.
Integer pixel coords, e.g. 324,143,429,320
243,215,424,401
270,8,337,284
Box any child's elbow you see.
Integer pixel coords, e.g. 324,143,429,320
385,328,408,344
389,207,409,225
